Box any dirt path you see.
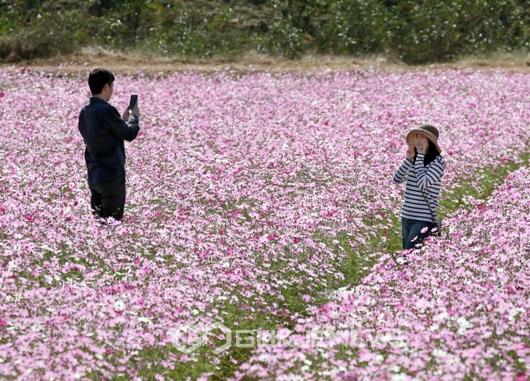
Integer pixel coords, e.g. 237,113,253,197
1,49,529,76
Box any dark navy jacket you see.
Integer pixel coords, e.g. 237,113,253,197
78,97,140,185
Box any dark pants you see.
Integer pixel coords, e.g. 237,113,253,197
402,217,436,250
88,176,126,221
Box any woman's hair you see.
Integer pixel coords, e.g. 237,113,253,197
414,140,440,166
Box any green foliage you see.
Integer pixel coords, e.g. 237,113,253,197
0,1,88,59
384,0,530,63
322,0,390,54
317,152,530,292
0,0,528,62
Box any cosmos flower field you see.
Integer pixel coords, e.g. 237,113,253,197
0,67,528,380
234,165,530,381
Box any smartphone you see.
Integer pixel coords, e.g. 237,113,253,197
128,94,138,111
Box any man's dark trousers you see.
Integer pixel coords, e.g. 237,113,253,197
89,176,126,221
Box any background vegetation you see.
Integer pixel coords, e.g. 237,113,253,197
0,0,528,64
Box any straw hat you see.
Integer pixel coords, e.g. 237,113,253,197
406,124,442,154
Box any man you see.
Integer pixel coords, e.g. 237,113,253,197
78,68,140,221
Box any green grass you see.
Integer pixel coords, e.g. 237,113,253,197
1,147,522,379
84,300,281,380
330,152,530,289
439,153,530,215
73,151,530,380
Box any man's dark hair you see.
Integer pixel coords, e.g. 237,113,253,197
88,68,115,95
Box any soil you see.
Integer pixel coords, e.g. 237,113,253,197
1,48,529,76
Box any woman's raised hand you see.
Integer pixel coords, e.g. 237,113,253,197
406,140,415,160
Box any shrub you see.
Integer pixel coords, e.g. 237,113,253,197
0,0,528,63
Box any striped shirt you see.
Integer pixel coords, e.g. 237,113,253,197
393,153,446,222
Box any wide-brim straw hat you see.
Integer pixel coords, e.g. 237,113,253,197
406,124,442,154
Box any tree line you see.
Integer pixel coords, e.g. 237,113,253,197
0,0,528,63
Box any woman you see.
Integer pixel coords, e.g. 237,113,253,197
393,124,446,250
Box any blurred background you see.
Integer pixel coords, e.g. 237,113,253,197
0,0,528,64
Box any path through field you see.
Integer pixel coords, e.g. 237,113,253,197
0,67,528,380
